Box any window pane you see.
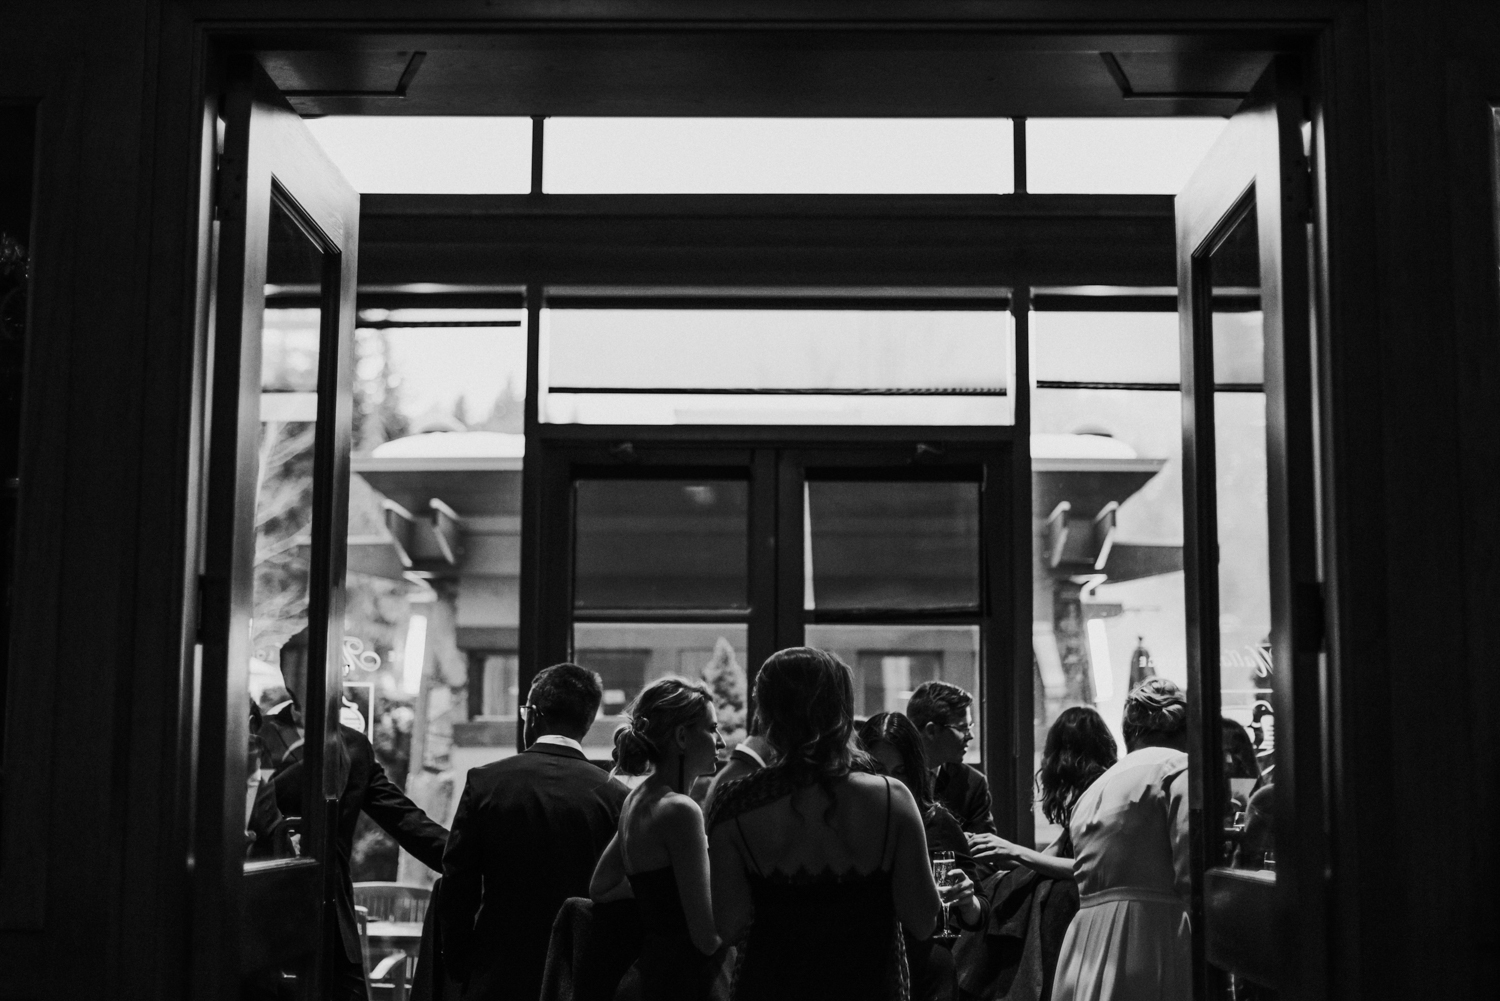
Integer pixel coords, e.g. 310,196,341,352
805,624,981,765
352,308,528,457
574,480,749,610
1032,311,1179,384
806,481,980,611
1209,204,1274,875
1030,393,1186,847
542,308,1013,426
247,202,324,865
302,116,533,193
574,623,750,757
481,653,520,717
1026,118,1227,194
544,118,1013,194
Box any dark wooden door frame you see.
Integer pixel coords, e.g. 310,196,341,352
74,7,1370,1001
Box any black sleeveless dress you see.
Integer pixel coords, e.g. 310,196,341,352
710,770,909,1001
627,865,726,1000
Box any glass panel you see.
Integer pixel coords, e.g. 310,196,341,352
1208,205,1275,877
1031,311,1179,384
542,308,1012,426
574,480,749,610
0,105,34,767
1030,391,1186,846
246,200,324,865
805,481,980,611
340,307,529,883
804,624,981,765
1026,118,1228,194
574,623,750,758
544,118,1013,194
302,117,533,193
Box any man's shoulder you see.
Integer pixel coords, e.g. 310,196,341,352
465,751,625,800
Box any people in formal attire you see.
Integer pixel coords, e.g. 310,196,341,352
1051,679,1192,1001
441,663,626,1001
708,647,979,1001
257,694,449,1001
859,711,982,1001
953,707,1116,1001
907,682,997,838
703,719,776,814
858,712,977,881
968,705,1118,878
590,676,728,1000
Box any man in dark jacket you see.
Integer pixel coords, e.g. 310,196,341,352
267,705,449,1001
441,663,626,1001
908,681,998,836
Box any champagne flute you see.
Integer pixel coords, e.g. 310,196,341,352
930,850,957,941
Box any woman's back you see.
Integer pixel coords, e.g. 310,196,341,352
710,769,923,1001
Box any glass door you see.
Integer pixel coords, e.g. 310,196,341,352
1176,57,1323,998
196,56,359,998
778,446,1016,828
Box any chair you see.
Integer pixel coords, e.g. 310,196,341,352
354,881,433,924
355,883,431,988
370,951,410,1001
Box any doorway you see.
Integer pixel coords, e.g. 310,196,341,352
196,36,1327,1001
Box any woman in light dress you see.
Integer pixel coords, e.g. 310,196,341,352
1051,678,1192,1001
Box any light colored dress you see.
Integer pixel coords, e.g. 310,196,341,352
1051,745,1192,1001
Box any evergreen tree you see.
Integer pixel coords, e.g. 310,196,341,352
700,636,747,747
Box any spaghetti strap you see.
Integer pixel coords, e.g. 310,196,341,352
880,776,894,870
736,815,764,877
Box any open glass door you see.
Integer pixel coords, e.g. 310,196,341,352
197,56,359,999
1176,56,1323,999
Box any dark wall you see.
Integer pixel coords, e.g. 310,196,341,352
0,2,1496,1000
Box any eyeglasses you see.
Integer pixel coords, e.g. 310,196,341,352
518,705,543,720
945,723,973,738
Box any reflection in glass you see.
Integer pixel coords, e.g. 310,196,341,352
1208,205,1275,877
805,481,980,611
573,623,750,757
245,200,324,864
543,118,1014,194
574,480,749,610
804,624,981,765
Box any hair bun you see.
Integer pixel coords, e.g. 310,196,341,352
613,725,655,775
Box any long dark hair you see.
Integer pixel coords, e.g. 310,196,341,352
1038,706,1118,827
858,712,941,821
753,647,870,784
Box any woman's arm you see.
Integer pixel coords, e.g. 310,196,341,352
887,781,942,939
968,833,1076,881
590,831,633,902
709,818,755,945
662,795,723,956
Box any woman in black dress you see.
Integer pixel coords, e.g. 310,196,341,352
707,648,978,1001
591,676,727,1000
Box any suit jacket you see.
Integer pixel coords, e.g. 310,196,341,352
936,761,998,836
441,743,627,1001
274,725,449,963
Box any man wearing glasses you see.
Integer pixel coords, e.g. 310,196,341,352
440,663,626,1001
907,680,997,838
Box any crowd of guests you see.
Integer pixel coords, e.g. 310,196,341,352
289,647,1205,1001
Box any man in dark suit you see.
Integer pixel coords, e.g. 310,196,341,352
265,702,449,1001
441,663,626,1001
908,680,998,837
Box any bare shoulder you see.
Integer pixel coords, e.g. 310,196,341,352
845,771,920,814
656,790,706,830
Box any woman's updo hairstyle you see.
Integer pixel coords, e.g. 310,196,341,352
613,676,714,776
1122,676,1188,749
752,647,870,782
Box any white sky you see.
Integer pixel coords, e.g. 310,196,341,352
302,116,1226,195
